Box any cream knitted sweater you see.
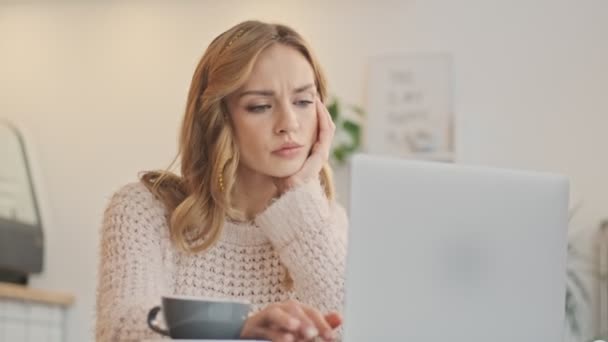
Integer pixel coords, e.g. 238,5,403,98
95,178,348,341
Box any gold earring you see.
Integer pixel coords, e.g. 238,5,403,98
219,174,225,193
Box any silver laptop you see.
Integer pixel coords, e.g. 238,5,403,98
342,153,569,341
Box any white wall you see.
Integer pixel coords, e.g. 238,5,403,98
1,1,606,341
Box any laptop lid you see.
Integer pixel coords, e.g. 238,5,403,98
343,153,569,341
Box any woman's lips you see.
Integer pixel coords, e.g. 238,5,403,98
272,145,303,158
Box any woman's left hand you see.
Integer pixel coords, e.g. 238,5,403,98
273,97,335,194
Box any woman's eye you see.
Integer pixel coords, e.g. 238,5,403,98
246,105,271,113
295,100,313,107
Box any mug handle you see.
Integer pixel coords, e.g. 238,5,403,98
147,306,170,336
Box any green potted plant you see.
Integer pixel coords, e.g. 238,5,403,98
326,96,365,166
565,211,608,342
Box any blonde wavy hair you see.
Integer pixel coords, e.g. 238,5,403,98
140,20,335,255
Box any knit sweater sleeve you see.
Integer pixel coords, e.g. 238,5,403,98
95,183,171,341
254,177,348,316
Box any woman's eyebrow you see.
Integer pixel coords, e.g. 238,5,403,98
238,89,274,98
293,83,315,94
238,83,315,98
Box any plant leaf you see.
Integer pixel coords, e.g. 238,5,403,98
342,120,361,147
565,289,580,335
327,98,339,122
333,146,347,164
567,269,590,302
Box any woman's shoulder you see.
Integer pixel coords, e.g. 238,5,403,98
102,180,168,224
99,181,170,252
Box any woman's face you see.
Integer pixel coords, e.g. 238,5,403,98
226,44,318,178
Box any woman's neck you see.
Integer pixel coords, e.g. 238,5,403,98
230,166,278,221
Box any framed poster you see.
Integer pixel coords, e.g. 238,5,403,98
364,54,454,161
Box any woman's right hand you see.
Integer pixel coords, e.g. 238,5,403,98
239,299,342,342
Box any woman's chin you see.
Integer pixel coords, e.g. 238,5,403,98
266,158,306,178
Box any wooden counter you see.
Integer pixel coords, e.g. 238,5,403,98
0,282,75,307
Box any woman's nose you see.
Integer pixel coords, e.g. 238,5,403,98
275,104,300,134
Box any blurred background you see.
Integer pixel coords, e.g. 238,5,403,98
0,1,607,341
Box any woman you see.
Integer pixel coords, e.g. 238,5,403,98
95,20,348,342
